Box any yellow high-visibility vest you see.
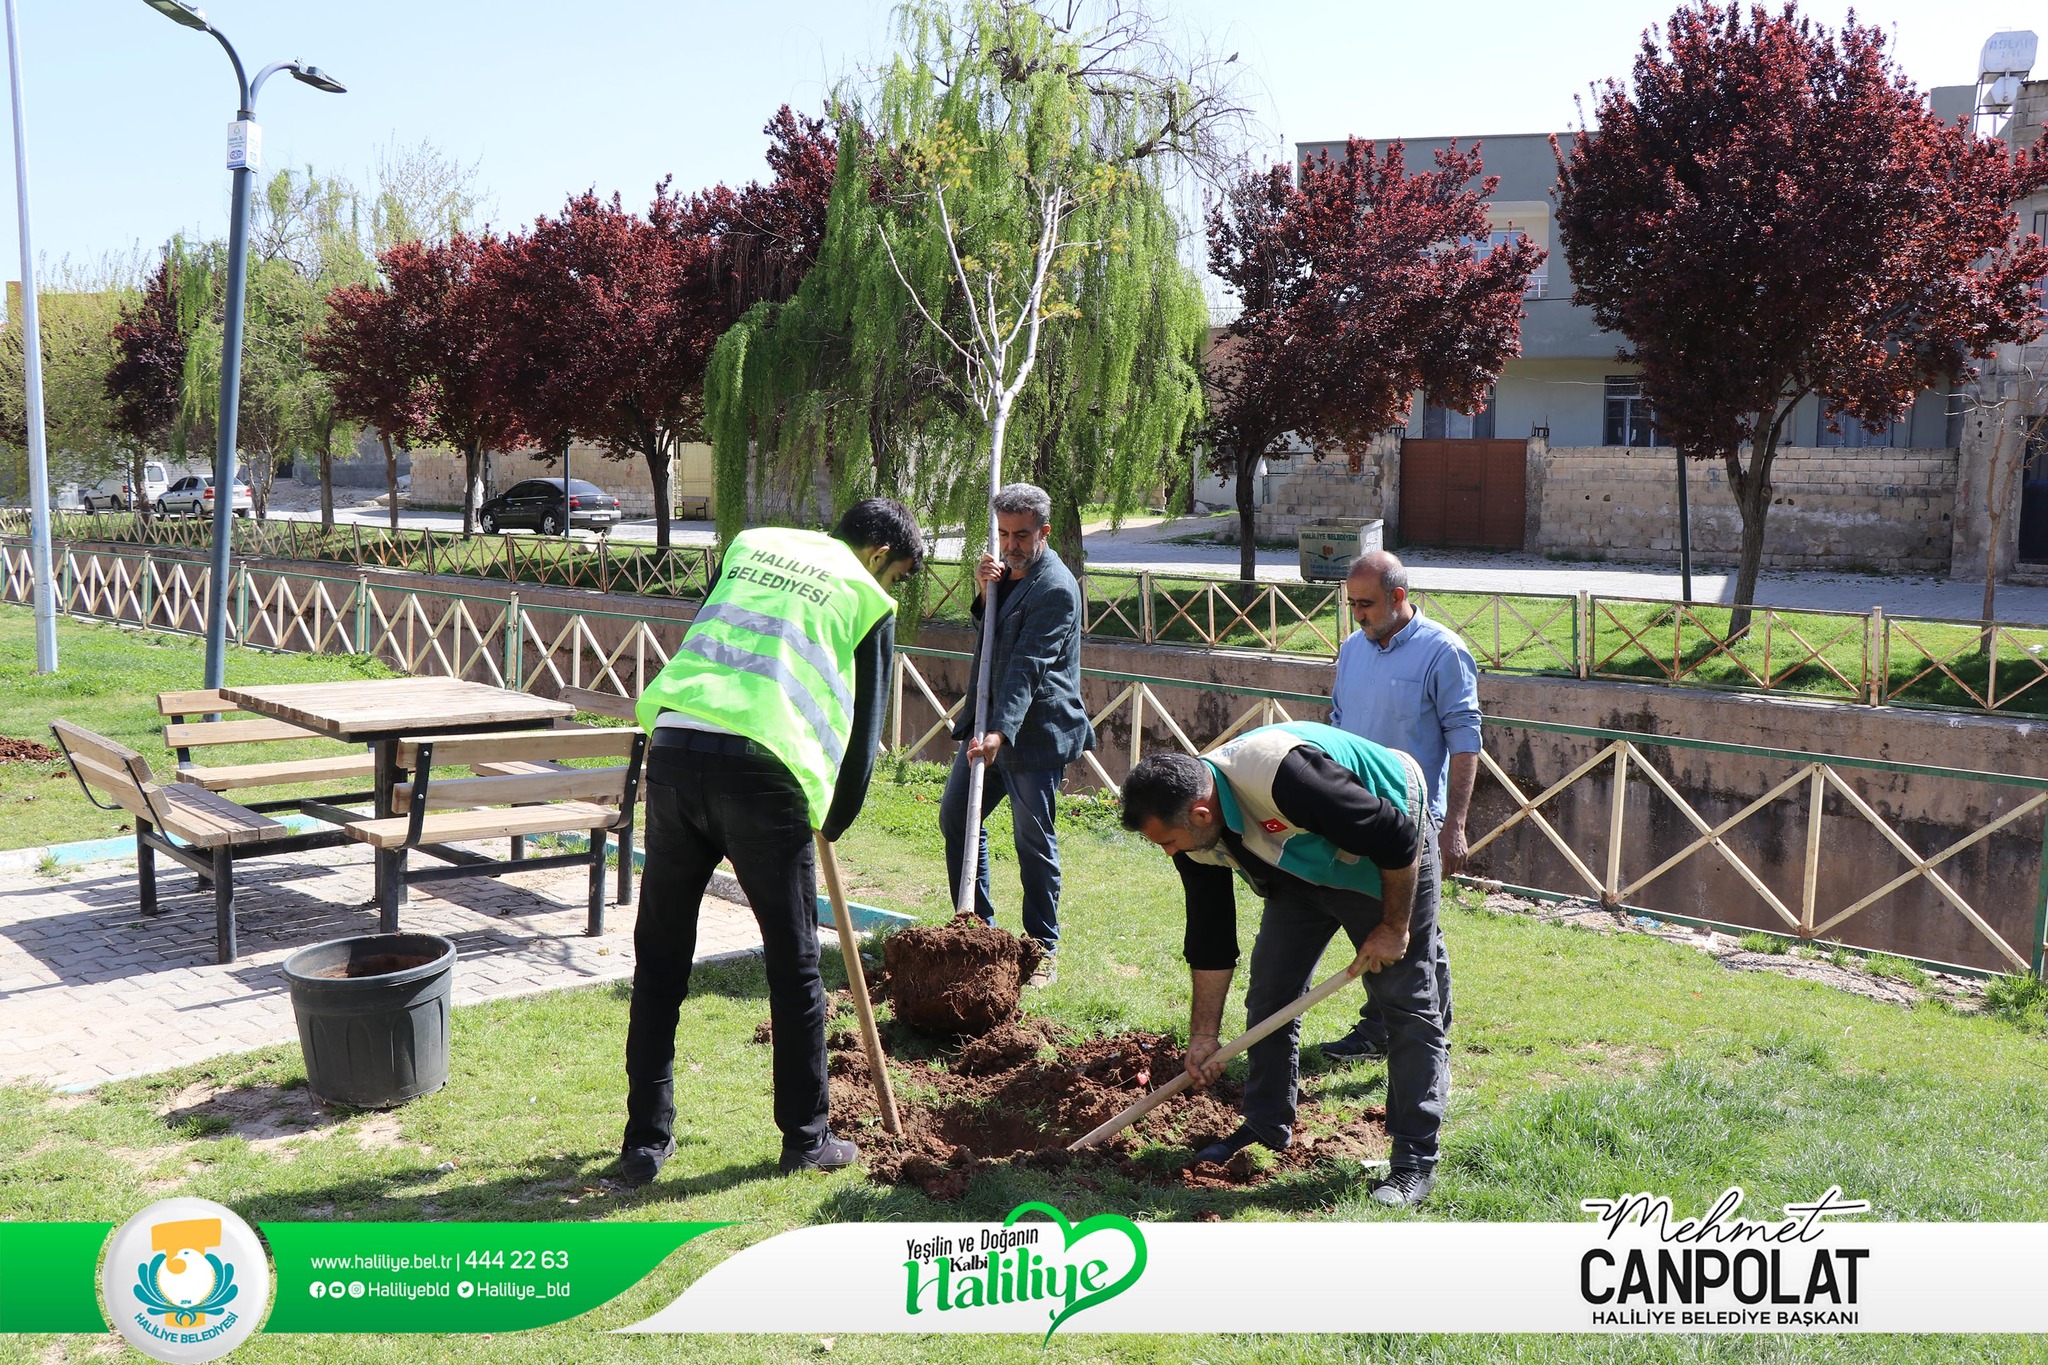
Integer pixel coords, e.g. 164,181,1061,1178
636,527,896,823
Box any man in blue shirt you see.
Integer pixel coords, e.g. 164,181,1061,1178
1322,550,1482,1062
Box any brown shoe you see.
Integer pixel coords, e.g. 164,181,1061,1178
1026,953,1057,988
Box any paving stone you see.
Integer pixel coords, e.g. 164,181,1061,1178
0,846,764,1091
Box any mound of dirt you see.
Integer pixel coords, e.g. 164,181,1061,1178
825,1023,1388,1200
882,919,1043,1037
0,736,62,764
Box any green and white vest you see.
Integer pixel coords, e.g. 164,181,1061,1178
1187,721,1425,898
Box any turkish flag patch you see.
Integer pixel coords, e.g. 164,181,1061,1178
1260,818,1289,834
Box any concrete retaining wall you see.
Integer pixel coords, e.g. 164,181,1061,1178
55,545,2047,974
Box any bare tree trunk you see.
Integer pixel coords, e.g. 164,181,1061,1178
383,435,400,531
461,443,482,538
132,450,152,527
644,438,673,552
319,445,334,530
1726,440,1778,638
1235,447,1259,584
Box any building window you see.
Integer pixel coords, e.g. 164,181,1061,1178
1817,404,1905,449
1422,390,1494,439
1603,376,1664,447
2034,210,2048,240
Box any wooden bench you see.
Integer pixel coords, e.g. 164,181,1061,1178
345,728,649,936
50,720,357,964
469,689,643,897
159,689,377,803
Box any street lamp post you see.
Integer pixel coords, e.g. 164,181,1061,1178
140,0,343,690
6,0,56,673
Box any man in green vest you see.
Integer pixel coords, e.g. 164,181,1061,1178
618,498,924,1186
1119,721,1448,1207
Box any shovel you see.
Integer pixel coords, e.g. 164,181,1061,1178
1067,963,1358,1151
815,833,900,1135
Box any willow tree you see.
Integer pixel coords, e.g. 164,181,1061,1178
705,0,1228,561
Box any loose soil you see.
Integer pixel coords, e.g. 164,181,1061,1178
882,919,1043,1036
313,953,437,979
825,1016,1388,1200
0,736,62,764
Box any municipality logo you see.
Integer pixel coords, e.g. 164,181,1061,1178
102,1198,271,1363
902,1200,1148,1342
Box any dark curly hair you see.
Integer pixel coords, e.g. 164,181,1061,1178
833,498,925,575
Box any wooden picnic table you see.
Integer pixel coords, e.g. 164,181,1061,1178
219,678,576,909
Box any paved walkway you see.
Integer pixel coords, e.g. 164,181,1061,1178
0,843,763,1092
1074,517,2048,625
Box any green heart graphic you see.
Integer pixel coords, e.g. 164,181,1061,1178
1004,1200,1148,1343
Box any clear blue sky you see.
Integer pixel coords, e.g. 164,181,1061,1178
1,0,2036,283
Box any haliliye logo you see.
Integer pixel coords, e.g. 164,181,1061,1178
101,1198,271,1363
902,1200,1148,1342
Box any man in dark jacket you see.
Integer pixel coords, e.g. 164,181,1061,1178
941,482,1094,986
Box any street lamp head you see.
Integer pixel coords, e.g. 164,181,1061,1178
287,63,346,94
141,0,210,30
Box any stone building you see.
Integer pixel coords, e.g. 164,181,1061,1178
1254,77,2048,581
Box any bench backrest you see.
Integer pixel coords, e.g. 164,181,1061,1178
158,688,326,758
391,729,648,824
50,720,158,822
558,686,638,722
395,726,642,769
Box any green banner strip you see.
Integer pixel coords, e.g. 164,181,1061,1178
260,1222,724,1333
0,1223,113,1333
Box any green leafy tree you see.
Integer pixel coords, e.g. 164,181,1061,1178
0,261,144,499
706,0,1228,569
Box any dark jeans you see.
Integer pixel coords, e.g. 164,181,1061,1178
624,736,829,1158
1239,838,1449,1171
1351,817,1454,1044
939,747,1063,951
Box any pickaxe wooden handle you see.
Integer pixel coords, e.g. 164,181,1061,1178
816,834,900,1135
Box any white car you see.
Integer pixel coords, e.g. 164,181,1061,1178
81,461,171,512
158,474,253,519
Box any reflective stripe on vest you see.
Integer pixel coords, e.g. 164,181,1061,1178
677,630,846,769
691,600,855,716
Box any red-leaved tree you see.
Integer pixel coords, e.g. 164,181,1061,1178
1554,2,2048,618
1206,140,1545,580
307,273,429,531
105,255,196,525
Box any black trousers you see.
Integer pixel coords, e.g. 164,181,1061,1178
623,734,829,1157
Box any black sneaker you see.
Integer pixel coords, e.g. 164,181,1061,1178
1191,1123,1283,1166
780,1132,859,1174
1369,1166,1436,1208
615,1137,675,1188
1320,1019,1390,1062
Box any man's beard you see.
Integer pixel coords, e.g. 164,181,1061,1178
1002,543,1043,574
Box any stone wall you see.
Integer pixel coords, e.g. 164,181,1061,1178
1534,443,1959,572
1250,432,1401,541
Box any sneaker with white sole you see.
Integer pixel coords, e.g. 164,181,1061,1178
1320,1018,1390,1062
1369,1166,1436,1208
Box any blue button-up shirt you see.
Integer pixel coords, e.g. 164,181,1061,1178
1329,608,1482,822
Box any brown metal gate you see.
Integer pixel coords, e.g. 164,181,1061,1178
1399,438,1527,549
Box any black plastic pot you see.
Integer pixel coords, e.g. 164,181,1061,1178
282,932,456,1108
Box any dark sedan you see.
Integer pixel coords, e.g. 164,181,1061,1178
479,478,622,535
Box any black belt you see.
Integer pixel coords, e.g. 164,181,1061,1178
651,728,773,758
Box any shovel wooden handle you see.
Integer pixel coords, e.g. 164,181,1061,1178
1067,964,1357,1151
816,834,900,1135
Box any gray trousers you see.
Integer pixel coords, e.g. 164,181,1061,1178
1237,830,1450,1171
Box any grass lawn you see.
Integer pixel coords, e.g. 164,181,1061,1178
0,611,402,851
6,725,2048,1360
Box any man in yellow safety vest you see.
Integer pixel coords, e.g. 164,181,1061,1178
618,498,924,1185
